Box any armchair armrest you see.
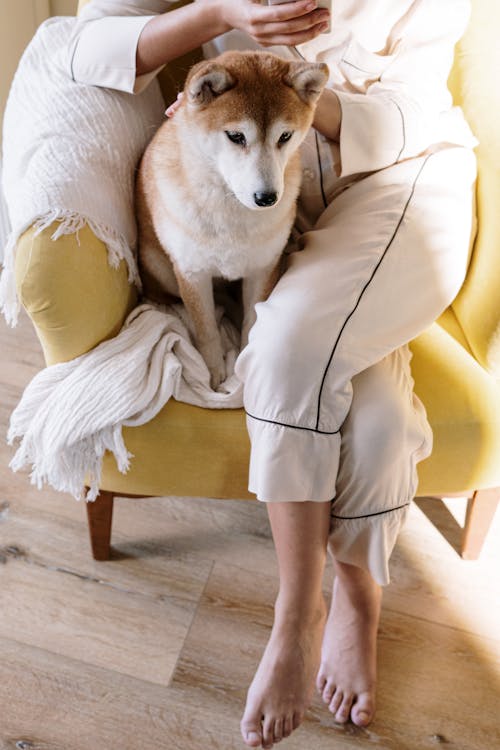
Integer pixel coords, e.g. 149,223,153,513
14,222,137,366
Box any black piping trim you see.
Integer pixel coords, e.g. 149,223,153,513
314,154,432,431
245,410,340,436
331,502,410,520
292,46,306,61
314,130,329,209
391,98,406,161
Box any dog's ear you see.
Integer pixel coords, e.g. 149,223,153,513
285,62,329,105
187,62,236,107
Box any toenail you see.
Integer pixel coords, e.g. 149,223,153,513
358,711,370,723
247,731,261,743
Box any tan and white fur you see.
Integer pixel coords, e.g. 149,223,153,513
135,51,328,388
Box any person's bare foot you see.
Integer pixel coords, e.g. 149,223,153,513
316,561,381,727
240,595,327,749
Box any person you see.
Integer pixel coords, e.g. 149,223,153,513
67,2,478,748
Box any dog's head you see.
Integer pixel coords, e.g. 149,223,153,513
181,51,329,210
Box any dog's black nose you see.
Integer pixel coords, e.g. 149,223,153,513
254,191,278,207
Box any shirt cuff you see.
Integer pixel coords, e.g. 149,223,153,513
336,90,408,177
70,15,164,94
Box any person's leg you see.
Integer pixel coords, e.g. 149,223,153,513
235,147,476,741
317,346,433,726
240,500,331,749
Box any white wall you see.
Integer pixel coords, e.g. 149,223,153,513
0,1,78,261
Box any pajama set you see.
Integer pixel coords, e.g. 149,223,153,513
68,0,478,584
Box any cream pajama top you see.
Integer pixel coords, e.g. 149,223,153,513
67,0,477,217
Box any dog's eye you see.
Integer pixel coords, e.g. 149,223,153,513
278,131,293,146
225,131,247,147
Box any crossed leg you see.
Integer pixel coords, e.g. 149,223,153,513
237,148,476,747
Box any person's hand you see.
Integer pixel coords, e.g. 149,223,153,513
216,0,331,47
165,92,184,118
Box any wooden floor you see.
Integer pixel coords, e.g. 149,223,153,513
1,311,499,750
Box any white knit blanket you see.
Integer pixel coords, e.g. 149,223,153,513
0,16,165,325
1,17,245,500
8,303,243,502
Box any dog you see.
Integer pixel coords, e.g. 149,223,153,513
135,50,329,389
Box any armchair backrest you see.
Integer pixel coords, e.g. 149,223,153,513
447,1,500,374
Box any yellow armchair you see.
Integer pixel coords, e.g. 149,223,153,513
12,0,500,561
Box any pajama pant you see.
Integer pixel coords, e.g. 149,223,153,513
234,145,477,585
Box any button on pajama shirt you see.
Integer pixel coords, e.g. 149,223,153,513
67,0,478,584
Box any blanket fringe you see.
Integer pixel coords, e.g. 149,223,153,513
0,210,141,327
9,422,133,503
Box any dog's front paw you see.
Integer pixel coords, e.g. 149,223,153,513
199,340,226,390
208,361,226,390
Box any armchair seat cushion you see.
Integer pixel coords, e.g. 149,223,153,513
100,400,253,500
95,307,500,501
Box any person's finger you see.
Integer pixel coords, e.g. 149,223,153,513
251,0,319,24
256,19,330,47
251,8,329,39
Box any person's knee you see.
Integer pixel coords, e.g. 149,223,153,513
237,300,326,389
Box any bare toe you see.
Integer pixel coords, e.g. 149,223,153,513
262,715,276,749
292,710,304,730
322,678,336,704
352,691,375,727
283,715,294,738
328,689,343,716
273,717,284,743
240,709,263,748
335,693,355,724
316,671,327,693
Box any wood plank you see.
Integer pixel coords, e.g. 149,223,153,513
0,501,213,685
171,560,500,750
0,635,248,750
383,501,500,643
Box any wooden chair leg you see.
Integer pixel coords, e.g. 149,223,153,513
461,488,500,560
85,489,114,561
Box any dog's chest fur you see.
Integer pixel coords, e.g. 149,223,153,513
154,169,298,280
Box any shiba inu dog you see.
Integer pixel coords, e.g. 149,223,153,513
135,50,328,389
